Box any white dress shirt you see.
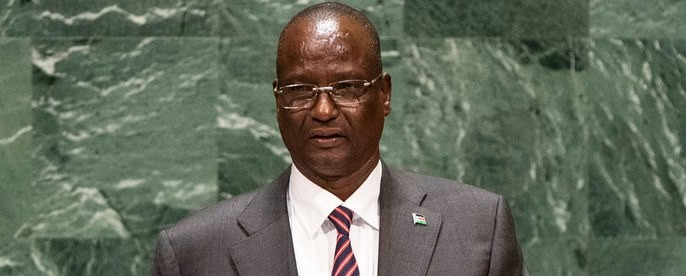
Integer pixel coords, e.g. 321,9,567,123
287,161,381,276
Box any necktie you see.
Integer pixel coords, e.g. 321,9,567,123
328,206,360,276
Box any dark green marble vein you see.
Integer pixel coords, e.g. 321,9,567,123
0,240,53,275
0,0,35,36
404,0,589,38
382,37,591,275
218,37,287,197
0,161,33,240
215,0,404,37
591,0,686,38
506,0,589,38
587,39,686,238
11,0,217,37
0,38,33,241
1,1,686,275
0,38,31,161
404,0,508,37
591,237,686,275
6,0,404,37
0,237,157,275
28,38,220,239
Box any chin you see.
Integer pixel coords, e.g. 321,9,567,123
306,156,353,176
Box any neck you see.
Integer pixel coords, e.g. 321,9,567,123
295,154,380,201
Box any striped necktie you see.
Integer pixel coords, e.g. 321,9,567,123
328,206,360,276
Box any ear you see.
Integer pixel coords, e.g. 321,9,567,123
380,73,392,116
272,79,280,111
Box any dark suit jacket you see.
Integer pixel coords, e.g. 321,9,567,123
152,164,526,275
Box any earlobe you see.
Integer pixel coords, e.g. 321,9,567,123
273,79,280,110
382,73,392,116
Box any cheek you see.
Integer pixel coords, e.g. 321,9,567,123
350,107,385,138
277,113,294,138
278,113,305,140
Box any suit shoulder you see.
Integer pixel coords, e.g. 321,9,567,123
387,168,505,221
161,190,258,245
387,171,524,273
391,168,501,203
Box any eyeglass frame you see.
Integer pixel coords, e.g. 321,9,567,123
273,73,385,110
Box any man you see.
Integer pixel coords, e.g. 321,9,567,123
152,2,525,275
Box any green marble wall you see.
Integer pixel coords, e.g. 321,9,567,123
1,1,684,275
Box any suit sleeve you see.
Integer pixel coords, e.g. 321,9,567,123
151,230,182,276
488,196,527,276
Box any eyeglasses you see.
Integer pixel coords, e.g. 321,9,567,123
274,73,384,110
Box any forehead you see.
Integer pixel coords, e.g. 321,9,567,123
278,16,375,79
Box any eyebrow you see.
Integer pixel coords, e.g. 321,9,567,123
333,70,369,80
280,70,370,85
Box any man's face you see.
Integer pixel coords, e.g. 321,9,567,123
275,16,391,181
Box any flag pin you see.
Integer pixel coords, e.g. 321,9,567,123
412,213,427,225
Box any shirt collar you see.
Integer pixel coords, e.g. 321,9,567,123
288,161,382,237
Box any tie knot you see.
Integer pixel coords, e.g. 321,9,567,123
328,206,354,235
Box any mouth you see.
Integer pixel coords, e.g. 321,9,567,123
308,129,346,147
311,134,345,140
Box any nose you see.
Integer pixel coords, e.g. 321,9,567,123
310,91,339,122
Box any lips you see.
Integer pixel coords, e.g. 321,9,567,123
308,129,346,147
309,128,344,138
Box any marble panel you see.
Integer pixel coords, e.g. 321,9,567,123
506,0,589,38
3,0,405,37
0,38,31,162
587,39,686,238
524,237,589,275
0,161,33,239
1,0,684,274
217,37,288,198
24,37,220,240
0,106,31,162
404,0,507,37
0,38,33,241
0,0,35,36
384,37,591,274
216,0,404,37
0,237,156,275
0,240,49,275
590,237,686,275
404,0,588,37
6,0,216,37
591,0,686,38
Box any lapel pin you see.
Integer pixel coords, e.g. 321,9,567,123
412,213,427,225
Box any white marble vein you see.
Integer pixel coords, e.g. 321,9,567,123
36,5,191,26
0,125,31,145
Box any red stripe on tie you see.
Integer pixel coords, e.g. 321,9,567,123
333,238,350,261
334,251,354,276
328,206,359,276
333,207,352,223
345,263,359,276
329,215,350,233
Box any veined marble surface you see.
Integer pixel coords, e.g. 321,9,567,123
591,0,686,38
1,1,685,275
0,0,403,37
3,38,219,274
587,39,686,238
404,0,588,37
1,38,32,242
383,38,591,274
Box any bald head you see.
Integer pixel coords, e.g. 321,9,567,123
276,2,382,79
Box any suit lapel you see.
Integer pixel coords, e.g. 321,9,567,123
378,163,442,276
229,168,298,276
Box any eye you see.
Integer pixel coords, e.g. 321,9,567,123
283,85,315,93
332,81,365,95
